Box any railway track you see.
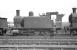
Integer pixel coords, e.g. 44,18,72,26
0,36,76,45
0,36,77,50
0,35,77,39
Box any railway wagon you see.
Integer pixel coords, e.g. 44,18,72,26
0,18,8,35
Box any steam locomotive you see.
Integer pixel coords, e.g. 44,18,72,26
0,10,64,36
12,10,54,36
69,8,77,35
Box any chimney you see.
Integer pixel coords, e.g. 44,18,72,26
72,8,77,13
16,10,20,16
29,11,34,16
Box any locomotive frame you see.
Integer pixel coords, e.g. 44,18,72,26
11,28,54,36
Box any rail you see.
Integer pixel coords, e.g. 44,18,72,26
0,36,77,39
0,39,77,45
0,45,76,48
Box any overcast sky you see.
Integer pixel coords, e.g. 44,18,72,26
0,0,77,22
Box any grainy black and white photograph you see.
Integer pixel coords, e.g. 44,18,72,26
0,0,77,50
